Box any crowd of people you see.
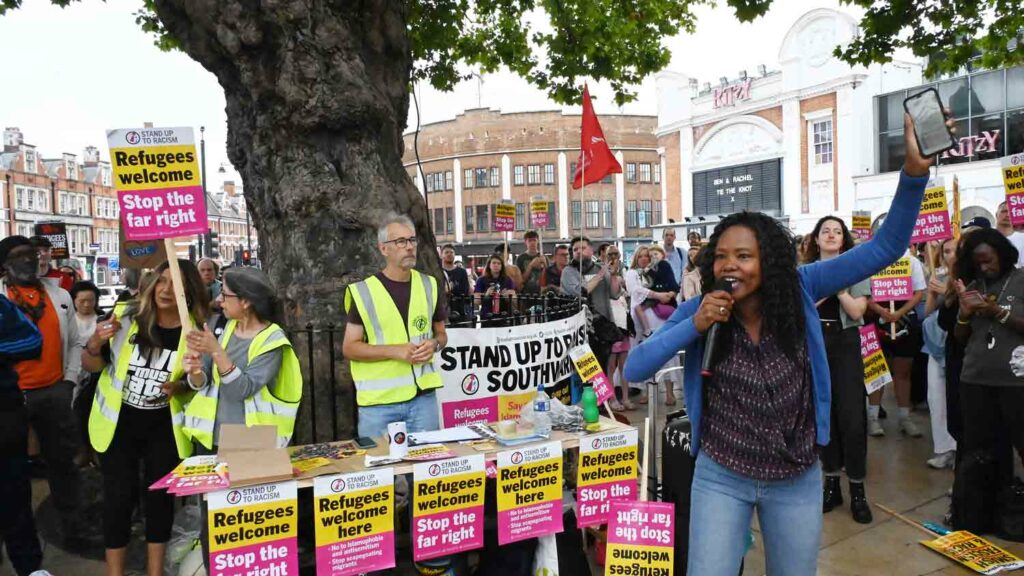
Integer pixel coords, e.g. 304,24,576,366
0,237,300,576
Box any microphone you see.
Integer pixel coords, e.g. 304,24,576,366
701,278,735,377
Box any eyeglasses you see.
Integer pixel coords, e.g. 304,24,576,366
384,237,418,249
219,291,239,299
607,252,620,257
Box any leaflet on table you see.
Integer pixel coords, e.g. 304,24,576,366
314,469,395,576
412,455,486,561
207,481,299,576
496,441,563,545
577,430,639,527
605,500,675,575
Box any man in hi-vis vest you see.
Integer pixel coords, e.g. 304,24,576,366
343,213,448,438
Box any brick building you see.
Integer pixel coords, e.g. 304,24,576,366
655,7,922,236
402,108,664,260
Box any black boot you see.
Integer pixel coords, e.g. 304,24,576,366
823,475,843,513
849,481,873,524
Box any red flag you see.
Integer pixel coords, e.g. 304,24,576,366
572,85,622,189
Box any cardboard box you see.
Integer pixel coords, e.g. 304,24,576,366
217,424,293,487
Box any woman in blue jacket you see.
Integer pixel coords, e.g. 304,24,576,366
624,114,947,575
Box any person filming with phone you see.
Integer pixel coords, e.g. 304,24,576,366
624,109,953,575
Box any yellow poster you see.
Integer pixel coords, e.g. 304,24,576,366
313,469,395,574
922,530,1024,575
496,442,563,544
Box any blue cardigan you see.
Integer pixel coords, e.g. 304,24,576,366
624,170,929,455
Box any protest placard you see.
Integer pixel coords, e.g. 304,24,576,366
577,430,638,527
569,343,614,404
32,222,69,259
412,454,486,561
605,500,675,575
860,325,893,394
107,127,208,241
207,481,298,576
313,469,394,576
921,530,1024,575
1002,152,1024,227
118,226,167,269
496,442,563,545
911,181,952,244
852,211,872,241
871,257,913,302
494,200,516,232
530,200,549,228
434,310,586,426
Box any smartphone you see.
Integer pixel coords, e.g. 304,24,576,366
934,266,948,284
903,88,958,157
355,436,377,449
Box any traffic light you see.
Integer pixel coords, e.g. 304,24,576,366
208,231,220,259
242,249,251,265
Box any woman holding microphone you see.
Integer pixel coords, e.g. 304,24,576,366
625,113,949,575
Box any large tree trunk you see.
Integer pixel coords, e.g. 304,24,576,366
153,0,438,442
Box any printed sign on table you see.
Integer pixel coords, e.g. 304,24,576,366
32,222,69,259
494,200,516,232
530,200,549,228
207,481,298,576
911,181,953,243
497,441,563,545
577,430,638,527
435,310,586,427
569,343,614,404
860,325,893,394
852,211,872,241
871,257,913,302
413,454,486,561
921,530,1024,575
106,127,208,241
313,469,395,576
605,500,675,575
1002,153,1024,227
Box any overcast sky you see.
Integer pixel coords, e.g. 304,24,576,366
0,0,866,188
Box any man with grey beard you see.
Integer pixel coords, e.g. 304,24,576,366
0,236,86,552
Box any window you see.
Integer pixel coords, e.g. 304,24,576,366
569,162,577,182
585,200,600,228
96,266,106,285
515,203,526,230
813,119,833,165
653,163,661,184
627,200,637,227
490,167,500,187
640,200,652,227
514,165,525,186
475,168,489,188
446,208,454,234
601,174,613,184
465,206,474,233
546,202,557,231
626,163,637,183
602,200,613,228
527,165,541,185
572,201,581,229
434,208,444,234
543,164,555,185
464,169,474,189
445,171,453,191
66,161,77,181
17,222,33,237
654,201,662,225
425,175,434,193
476,205,489,232
639,163,652,183
101,166,112,186
24,149,36,173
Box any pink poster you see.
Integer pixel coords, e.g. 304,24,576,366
496,442,563,545
412,456,486,561
118,186,209,241
910,183,953,244
207,481,299,576
577,430,639,527
605,501,675,572
313,470,395,575
870,257,913,302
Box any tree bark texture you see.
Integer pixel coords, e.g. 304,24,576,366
152,0,439,443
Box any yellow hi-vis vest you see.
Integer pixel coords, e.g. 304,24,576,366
182,320,302,450
88,303,196,459
345,270,441,406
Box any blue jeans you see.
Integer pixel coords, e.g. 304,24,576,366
688,452,822,576
357,391,440,438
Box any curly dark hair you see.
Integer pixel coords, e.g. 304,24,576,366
954,228,1019,284
804,215,856,263
698,212,806,359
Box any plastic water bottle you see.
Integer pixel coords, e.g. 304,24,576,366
533,382,552,436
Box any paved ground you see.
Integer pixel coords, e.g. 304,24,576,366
4,392,1023,575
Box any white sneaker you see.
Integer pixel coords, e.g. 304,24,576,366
900,418,923,438
868,418,885,437
928,451,956,469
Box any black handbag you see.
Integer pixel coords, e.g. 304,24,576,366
591,313,623,344
998,482,1024,542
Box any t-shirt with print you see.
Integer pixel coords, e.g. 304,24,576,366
121,325,181,409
